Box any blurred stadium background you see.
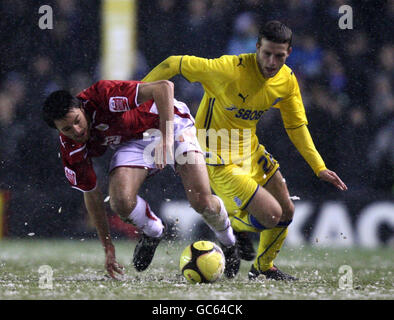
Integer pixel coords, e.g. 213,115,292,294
0,0,393,250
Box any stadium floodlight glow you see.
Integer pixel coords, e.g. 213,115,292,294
101,0,136,80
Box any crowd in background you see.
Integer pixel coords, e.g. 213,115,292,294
0,0,392,237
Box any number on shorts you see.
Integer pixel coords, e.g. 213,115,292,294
258,151,275,174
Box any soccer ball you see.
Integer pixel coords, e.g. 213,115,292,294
179,240,225,284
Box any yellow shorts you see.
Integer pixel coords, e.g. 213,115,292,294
207,145,279,224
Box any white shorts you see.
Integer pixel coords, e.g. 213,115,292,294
109,101,203,175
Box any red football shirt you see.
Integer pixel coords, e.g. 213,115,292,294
59,80,188,192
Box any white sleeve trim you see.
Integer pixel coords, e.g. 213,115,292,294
71,183,97,193
69,144,86,157
135,83,141,107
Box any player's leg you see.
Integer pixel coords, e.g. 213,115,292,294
109,167,164,238
204,161,268,278
244,190,296,279
172,110,239,277
172,121,235,247
248,170,296,280
224,145,296,280
227,147,281,263
264,170,295,222
243,186,283,228
176,152,235,247
109,166,166,272
176,151,240,278
246,168,297,280
241,184,288,273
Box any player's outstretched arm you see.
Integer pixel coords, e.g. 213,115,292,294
83,188,124,279
138,81,175,169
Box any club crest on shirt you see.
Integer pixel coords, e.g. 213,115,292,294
109,96,130,112
64,167,77,185
233,196,242,207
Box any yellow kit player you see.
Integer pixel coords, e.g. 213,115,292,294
143,20,347,280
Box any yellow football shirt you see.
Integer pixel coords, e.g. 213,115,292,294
143,53,327,175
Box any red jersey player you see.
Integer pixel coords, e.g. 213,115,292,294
42,80,238,279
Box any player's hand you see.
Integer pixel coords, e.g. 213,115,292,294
154,136,174,170
318,169,348,191
105,245,124,280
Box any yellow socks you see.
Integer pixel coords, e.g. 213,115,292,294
254,226,289,272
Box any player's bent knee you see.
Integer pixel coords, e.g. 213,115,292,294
189,195,214,215
264,211,282,228
110,195,137,219
261,204,282,228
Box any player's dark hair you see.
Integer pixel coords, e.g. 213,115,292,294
258,20,292,48
42,90,81,128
